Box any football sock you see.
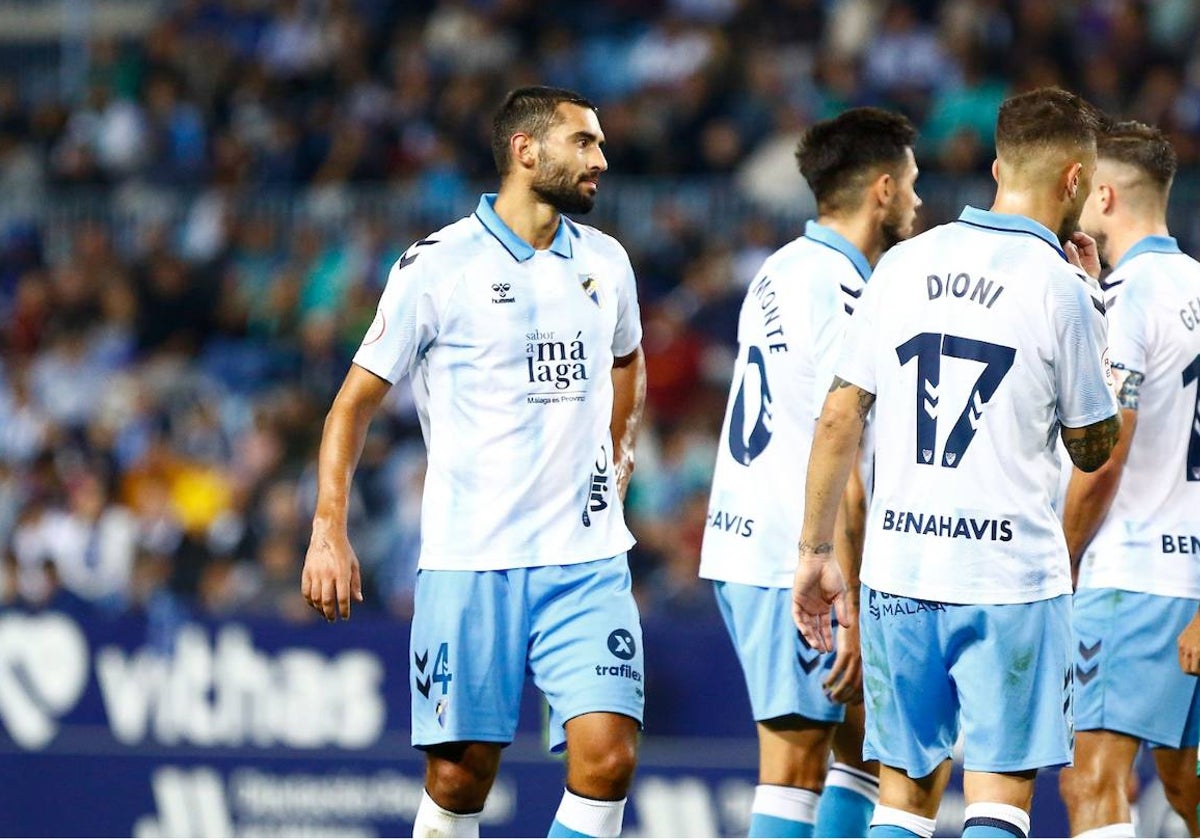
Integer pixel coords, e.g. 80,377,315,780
749,784,818,837
815,763,879,837
412,789,481,838
962,803,1030,838
868,805,936,837
548,788,626,838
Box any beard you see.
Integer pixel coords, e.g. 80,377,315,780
880,203,912,251
531,157,596,215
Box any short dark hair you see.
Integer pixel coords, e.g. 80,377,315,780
995,87,1106,159
1097,120,1177,191
491,86,597,176
795,107,916,214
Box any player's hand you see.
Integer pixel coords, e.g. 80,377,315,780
1178,612,1200,675
301,522,363,621
792,544,847,654
824,598,863,704
1065,231,1101,280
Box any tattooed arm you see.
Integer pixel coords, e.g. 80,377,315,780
1061,367,1138,578
793,376,874,652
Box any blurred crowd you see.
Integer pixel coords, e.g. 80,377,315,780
3,0,1200,624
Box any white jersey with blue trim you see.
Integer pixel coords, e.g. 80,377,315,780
353,194,642,571
1078,236,1200,599
700,222,871,588
837,206,1118,605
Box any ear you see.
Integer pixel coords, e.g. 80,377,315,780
871,170,894,208
1097,183,1115,215
991,159,1000,184
510,131,537,172
1064,161,1083,201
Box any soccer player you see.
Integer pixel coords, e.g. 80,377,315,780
793,87,1121,839
699,107,921,838
1057,121,1200,838
301,86,647,839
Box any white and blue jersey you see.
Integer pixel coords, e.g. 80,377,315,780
1078,236,1200,598
354,194,642,572
838,206,1118,605
700,221,870,589
1072,235,1200,750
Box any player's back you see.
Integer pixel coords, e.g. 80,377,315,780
1080,240,1200,598
701,228,868,588
840,207,1115,604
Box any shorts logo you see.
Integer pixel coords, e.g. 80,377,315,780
414,642,453,698
491,282,515,304
1075,639,1101,686
607,629,636,661
866,589,946,620
435,698,449,728
796,630,821,674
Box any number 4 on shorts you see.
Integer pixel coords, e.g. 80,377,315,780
433,642,453,694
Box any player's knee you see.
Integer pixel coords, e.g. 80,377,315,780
1058,765,1112,810
569,738,638,799
425,749,499,812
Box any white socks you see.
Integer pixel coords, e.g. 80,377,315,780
871,805,937,837
413,789,481,838
752,783,820,824
552,788,627,838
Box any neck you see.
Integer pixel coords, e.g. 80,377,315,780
817,212,886,267
989,188,1065,241
492,183,561,250
1103,216,1170,266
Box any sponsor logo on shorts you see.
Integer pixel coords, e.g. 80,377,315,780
866,589,947,620
607,629,636,660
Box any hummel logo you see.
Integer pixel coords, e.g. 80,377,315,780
798,652,821,674
1078,640,1102,661
491,282,515,304
414,650,429,672
1075,663,1099,686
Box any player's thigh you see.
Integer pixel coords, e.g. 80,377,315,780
714,580,845,726
526,554,645,753
859,586,958,779
951,596,1073,774
832,702,878,775
1075,588,1200,748
755,719,836,789
410,568,526,748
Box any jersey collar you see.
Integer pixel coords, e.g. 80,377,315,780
474,193,574,262
1116,234,1181,269
956,206,1066,260
803,220,871,280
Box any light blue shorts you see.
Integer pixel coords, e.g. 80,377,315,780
713,581,843,724
860,585,1073,778
410,554,644,753
1073,588,1200,749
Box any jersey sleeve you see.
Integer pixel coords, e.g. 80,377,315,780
1105,280,1148,377
352,245,441,384
834,273,880,395
612,247,643,358
1053,274,1119,427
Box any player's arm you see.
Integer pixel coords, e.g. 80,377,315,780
611,345,646,501
793,376,873,653
824,451,867,702
1062,366,1141,576
302,364,391,621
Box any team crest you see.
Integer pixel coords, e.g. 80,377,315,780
580,274,602,307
